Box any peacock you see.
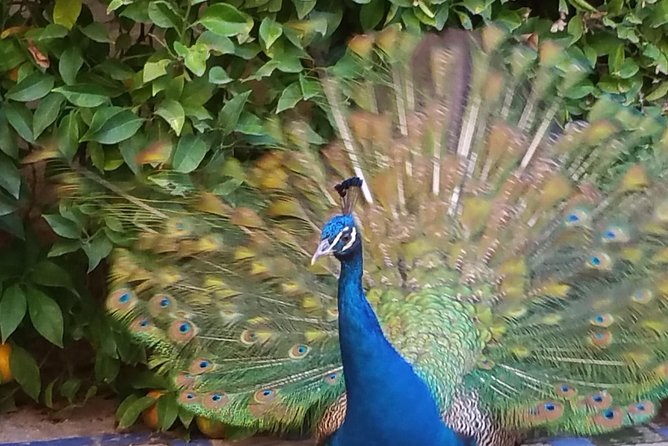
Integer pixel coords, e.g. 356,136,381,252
45,24,668,446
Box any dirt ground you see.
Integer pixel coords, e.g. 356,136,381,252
0,397,311,445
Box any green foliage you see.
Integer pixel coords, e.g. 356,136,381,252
0,0,666,433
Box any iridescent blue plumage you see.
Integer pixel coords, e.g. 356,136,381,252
313,179,467,446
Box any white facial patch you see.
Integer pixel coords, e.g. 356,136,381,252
341,227,357,252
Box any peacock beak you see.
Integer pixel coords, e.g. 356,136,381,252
311,239,333,265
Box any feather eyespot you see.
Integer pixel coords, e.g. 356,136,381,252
178,391,200,405
527,400,564,424
168,319,198,343
589,331,613,348
590,313,614,328
106,288,137,313
555,383,577,398
601,226,630,243
631,288,654,304
324,372,340,385
627,400,654,416
174,372,195,389
326,307,339,321
586,252,612,271
240,329,258,345
582,391,612,409
129,317,153,332
564,207,590,227
202,391,229,410
654,201,668,222
254,388,277,404
655,362,668,378
167,219,192,238
149,293,175,316
477,358,495,370
592,407,623,429
189,358,215,375
288,344,310,359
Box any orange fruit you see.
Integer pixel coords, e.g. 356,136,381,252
7,67,18,82
141,390,164,429
0,343,13,383
196,416,226,439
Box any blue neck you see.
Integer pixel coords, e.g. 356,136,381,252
330,246,466,446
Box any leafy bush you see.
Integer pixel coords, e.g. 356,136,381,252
0,0,666,432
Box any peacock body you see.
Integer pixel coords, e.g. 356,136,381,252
48,25,668,446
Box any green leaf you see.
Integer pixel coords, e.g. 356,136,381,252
276,82,303,113
33,93,65,139
0,213,23,240
198,32,235,54
567,14,584,44
60,378,81,403
118,133,144,175
48,239,81,258
80,23,112,43
178,408,194,428
53,85,109,108
0,39,26,73
0,285,27,342
181,78,214,107
454,10,472,30
82,232,112,272
6,73,54,102
0,109,18,159
614,59,639,79
143,59,170,83
33,24,69,41
198,4,254,37
27,286,64,347
148,1,182,29
157,396,179,431
156,100,185,135
174,42,210,77
119,2,150,22
4,102,34,143
57,112,80,161
30,260,76,292
82,107,143,144
259,17,283,50
292,0,317,18
0,154,20,199
208,66,233,85
360,0,385,29
54,0,82,29
44,379,56,408
58,46,84,85
89,142,104,172
172,134,208,173
646,80,668,101
609,44,625,73
567,0,597,12
43,214,80,239
95,352,120,383
0,194,16,218
299,74,320,100
118,396,155,428
217,91,251,134
10,345,40,400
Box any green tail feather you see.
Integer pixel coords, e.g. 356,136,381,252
45,25,668,440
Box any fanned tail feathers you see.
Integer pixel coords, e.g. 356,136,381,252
47,25,668,439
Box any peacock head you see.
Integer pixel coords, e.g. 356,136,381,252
311,177,363,264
